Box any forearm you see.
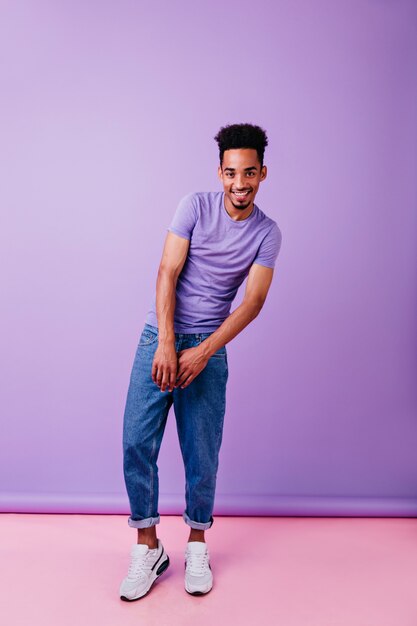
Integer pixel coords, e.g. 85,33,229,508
199,300,262,358
155,268,176,345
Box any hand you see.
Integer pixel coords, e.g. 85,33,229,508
175,345,209,389
152,343,178,392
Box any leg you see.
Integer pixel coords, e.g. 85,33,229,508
137,527,158,549
173,339,229,533
188,528,206,543
122,325,173,541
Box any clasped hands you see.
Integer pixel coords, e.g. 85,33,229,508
151,343,209,392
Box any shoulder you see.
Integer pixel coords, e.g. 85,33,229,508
267,220,282,244
176,190,220,209
192,191,222,207
177,190,198,206
255,205,282,241
176,191,222,220
251,205,283,268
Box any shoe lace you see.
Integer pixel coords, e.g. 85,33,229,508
186,550,209,576
127,552,154,582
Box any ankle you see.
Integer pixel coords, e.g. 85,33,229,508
137,539,158,550
137,529,158,549
188,531,206,543
137,539,158,549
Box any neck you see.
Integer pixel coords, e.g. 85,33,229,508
223,193,254,221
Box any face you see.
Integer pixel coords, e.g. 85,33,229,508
218,148,267,216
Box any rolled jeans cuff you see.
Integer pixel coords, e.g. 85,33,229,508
128,514,160,529
183,511,214,530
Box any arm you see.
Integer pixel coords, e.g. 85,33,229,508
201,263,274,356
152,232,190,392
175,263,275,388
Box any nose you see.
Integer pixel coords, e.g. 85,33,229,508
234,175,246,189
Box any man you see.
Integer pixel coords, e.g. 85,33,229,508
120,123,282,601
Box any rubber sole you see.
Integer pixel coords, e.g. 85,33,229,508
120,554,170,602
185,585,213,596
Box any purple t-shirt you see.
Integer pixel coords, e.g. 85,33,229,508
145,190,282,333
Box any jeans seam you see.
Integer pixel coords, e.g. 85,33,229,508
148,433,157,518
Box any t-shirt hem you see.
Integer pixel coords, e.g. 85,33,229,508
252,260,275,269
144,313,222,334
167,226,190,240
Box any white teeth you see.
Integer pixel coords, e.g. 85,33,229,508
234,191,249,196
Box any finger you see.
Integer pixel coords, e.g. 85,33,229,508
162,365,174,392
181,376,194,389
176,370,188,387
180,373,193,389
155,369,162,388
169,369,176,391
152,361,158,384
161,369,170,392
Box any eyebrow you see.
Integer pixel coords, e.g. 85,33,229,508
223,166,258,172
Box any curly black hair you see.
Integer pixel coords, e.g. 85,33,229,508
214,123,268,169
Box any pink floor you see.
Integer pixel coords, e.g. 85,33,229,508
1,513,417,625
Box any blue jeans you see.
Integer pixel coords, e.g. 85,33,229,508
122,323,229,531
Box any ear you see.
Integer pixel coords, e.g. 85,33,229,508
261,165,267,180
217,165,223,180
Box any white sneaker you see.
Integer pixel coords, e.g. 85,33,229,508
120,539,170,601
184,541,213,595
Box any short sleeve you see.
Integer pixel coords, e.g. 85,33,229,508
167,192,198,240
253,223,282,268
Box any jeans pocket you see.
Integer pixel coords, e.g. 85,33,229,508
138,328,158,347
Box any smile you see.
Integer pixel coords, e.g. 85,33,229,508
232,191,251,197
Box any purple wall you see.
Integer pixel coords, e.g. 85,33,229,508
2,0,417,516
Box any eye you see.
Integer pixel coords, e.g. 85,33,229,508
247,172,255,176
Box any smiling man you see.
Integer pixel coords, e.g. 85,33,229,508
120,123,282,601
